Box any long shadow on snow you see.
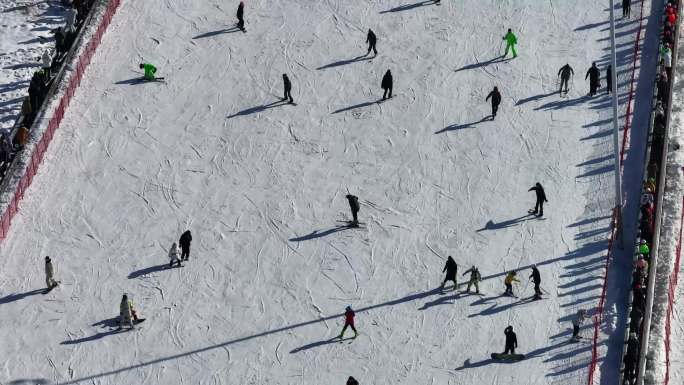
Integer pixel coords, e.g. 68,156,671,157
454,358,512,370
290,336,354,353
581,130,612,140
289,225,353,242
227,100,289,118
418,291,463,309
435,116,488,133
114,77,149,85
534,95,590,111
476,214,533,231
128,264,170,279
332,100,379,114
516,90,558,105
317,55,373,70
61,318,127,345
379,0,437,13
574,20,609,31
0,289,45,305
468,296,538,317
455,55,508,72
193,28,241,39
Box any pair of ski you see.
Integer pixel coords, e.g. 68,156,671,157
43,281,61,294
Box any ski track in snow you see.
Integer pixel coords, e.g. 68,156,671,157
0,0,657,384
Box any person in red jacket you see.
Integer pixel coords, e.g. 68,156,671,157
339,306,358,339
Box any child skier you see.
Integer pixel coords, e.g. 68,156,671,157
529,265,542,299
462,265,481,294
139,63,157,81
119,293,139,329
339,306,358,339
236,1,245,32
345,194,360,227
169,242,181,267
441,256,458,291
504,271,520,296
502,28,518,58
571,309,587,341
45,256,58,290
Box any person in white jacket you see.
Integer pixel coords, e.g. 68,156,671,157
571,309,587,341
41,50,52,79
169,242,181,268
45,256,58,289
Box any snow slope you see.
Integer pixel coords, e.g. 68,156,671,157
0,0,67,130
0,1,653,384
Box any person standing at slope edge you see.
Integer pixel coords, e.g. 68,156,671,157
502,28,518,58
236,1,245,32
179,230,192,261
381,70,393,100
528,182,548,217
485,86,501,119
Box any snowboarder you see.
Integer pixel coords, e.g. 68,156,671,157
528,182,548,217
571,309,587,341
282,74,294,104
606,65,613,95
169,242,181,267
529,265,542,299
441,256,458,291
557,64,574,94
462,265,481,294
585,62,600,96
236,1,245,32
502,28,518,58
381,70,393,100
339,305,358,339
622,0,631,18
345,194,360,227
485,86,501,119
119,293,139,329
504,271,520,296
179,230,192,261
503,325,518,354
45,256,58,290
366,29,377,56
346,377,359,385
139,63,157,81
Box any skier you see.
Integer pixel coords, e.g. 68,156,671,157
622,0,631,18
529,265,542,299
41,50,53,79
623,333,639,382
168,242,181,268
503,325,518,354
441,256,458,291
45,256,58,290
606,65,613,95
338,305,358,339
119,293,139,329
346,377,359,385
557,63,574,94
345,194,360,226
282,74,294,104
502,28,518,59
366,29,377,56
139,63,157,81
585,62,600,96
381,70,393,100
236,1,245,32
528,182,548,217
485,86,501,119
571,309,587,341
462,265,481,294
504,271,520,296
179,230,192,261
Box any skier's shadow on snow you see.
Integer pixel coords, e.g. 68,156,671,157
0,289,44,305
435,117,489,134
454,357,509,370
61,318,126,345
419,291,462,309
515,90,558,105
289,336,353,353
332,100,380,114
534,95,590,111
128,264,170,279
379,0,438,13
115,77,149,85
193,27,241,39
468,296,535,317
454,56,509,72
317,55,373,70
289,225,353,242
227,100,289,118
476,215,532,231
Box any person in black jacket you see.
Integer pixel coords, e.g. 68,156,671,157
529,265,542,299
485,86,501,119
441,256,458,290
585,62,600,96
236,1,245,32
624,333,639,382
366,29,377,56
528,182,548,217
346,377,359,385
346,194,360,227
179,230,192,261
503,325,518,355
558,64,574,94
282,74,294,104
381,70,393,100
622,0,631,18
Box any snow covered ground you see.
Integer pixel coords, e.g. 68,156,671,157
0,1,656,384
0,0,67,130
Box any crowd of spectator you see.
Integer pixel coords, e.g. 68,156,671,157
621,1,679,384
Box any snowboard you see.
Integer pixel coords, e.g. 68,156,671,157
43,281,61,294
491,353,525,361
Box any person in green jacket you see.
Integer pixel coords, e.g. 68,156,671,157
503,28,518,58
139,63,157,81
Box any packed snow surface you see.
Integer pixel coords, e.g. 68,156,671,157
0,0,654,384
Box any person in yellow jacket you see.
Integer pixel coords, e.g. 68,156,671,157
119,294,139,329
504,271,520,296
